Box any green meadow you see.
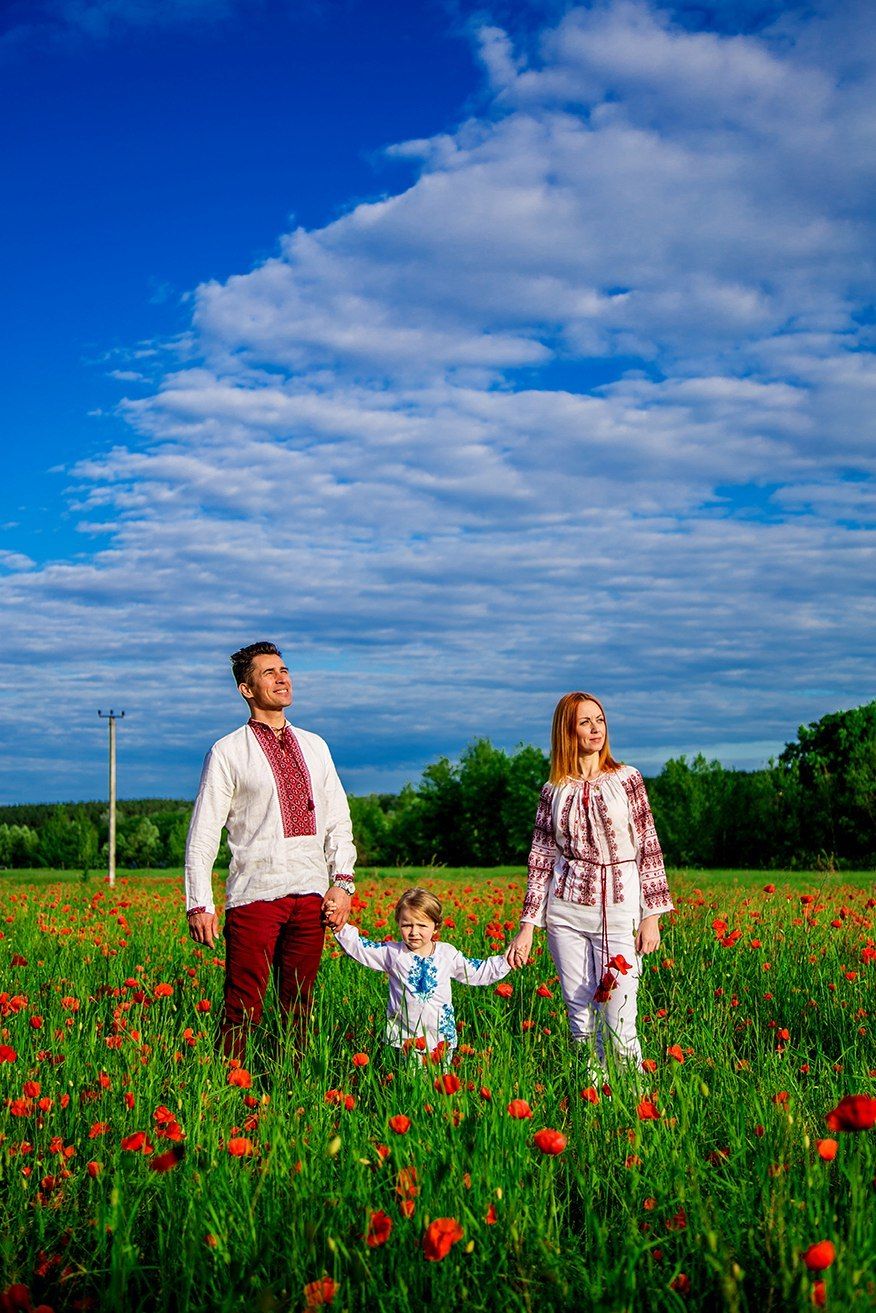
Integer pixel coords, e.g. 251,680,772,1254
0,868,873,1312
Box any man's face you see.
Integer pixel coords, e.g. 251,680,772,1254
239,653,292,712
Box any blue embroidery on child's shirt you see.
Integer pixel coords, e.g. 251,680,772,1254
465,956,484,970
407,954,438,999
438,1003,457,1045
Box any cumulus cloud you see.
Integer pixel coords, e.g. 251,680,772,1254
1,0,874,800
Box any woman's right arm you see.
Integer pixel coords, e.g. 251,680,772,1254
507,784,556,966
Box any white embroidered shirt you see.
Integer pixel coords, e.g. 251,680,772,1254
334,924,511,1050
185,720,356,914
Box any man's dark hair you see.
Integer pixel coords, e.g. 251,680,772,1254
230,642,283,688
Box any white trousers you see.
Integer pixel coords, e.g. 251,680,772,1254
545,891,642,1067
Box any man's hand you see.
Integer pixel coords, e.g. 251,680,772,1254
322,886,352,932
187,911,219,948
635,915,661,955
506,923,534,968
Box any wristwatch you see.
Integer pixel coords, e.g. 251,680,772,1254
332,875,355,895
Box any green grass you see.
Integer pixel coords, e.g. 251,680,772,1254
0,870,874,1312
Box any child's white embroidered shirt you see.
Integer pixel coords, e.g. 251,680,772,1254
334,925,511,1050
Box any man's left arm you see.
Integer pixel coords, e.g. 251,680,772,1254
320,746,357,932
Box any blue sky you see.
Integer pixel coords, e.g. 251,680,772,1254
1,0,873,804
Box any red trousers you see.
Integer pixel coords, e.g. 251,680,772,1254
221,893,324,1061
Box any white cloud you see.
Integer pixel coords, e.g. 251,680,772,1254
1,0,874,801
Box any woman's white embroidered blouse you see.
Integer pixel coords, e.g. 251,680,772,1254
521,764,673,927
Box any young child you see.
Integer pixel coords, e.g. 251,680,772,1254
334,887,513,1059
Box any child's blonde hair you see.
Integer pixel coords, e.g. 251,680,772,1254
394,887,442,926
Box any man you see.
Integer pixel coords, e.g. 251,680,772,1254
185,642,356,1059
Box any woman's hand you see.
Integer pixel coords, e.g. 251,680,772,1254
506,923,534,968
635,915,661,955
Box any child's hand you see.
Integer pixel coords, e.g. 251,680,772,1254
506,924,533,968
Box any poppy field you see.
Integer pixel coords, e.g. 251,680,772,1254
0,868,874,1313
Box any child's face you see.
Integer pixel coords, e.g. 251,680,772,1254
397,910,438,954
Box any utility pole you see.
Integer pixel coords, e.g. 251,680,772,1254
98,710,125,888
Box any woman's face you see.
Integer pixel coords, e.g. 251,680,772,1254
575,700,606,758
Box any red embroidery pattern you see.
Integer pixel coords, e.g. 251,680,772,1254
593,789,624,903
621,769,672,912
522,785,557,921
524,770,672,918
248,720,317,838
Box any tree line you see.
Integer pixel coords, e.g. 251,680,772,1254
1,702,872,872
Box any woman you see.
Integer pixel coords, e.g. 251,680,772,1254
506,692,673,1071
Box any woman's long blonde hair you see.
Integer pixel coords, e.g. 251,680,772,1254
549,692,622,784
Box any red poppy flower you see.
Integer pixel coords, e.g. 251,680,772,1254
803,1241,835,1271
226,1137,254,1157
670,1273,691,1294
610,954,633,975
816,1138,838,1161
149,1144,185,1173
637,1098,661,1121
120,1131,153,1154
433,1073,461,1095
153,983,173,998
485,1203,498,1225
228,1068,252,1088
303,1277,337,1307
507,1099,533,1119
494,982,513,998
594,970,617,1003
86,1160,102,1178
388,1115,411,1134
536,984,553,998
195,999,211,1013
580,1086,600,1104
365,1210,393,1248
0,1045,17,1064
641,1059,657,1074
352,1053,369,1067
667,1045,685,1063
533,1128,567,1155
0,1283,32,1313
825,1094,876,1131
423,1216,464,1262
395,1166,419,1202
88,1122,110,1138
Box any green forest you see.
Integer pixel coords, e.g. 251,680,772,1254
1,701,873,872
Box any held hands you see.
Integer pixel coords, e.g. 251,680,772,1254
187,911,219,949
506,923,534,969
635,915,661,955
322,886,352,933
